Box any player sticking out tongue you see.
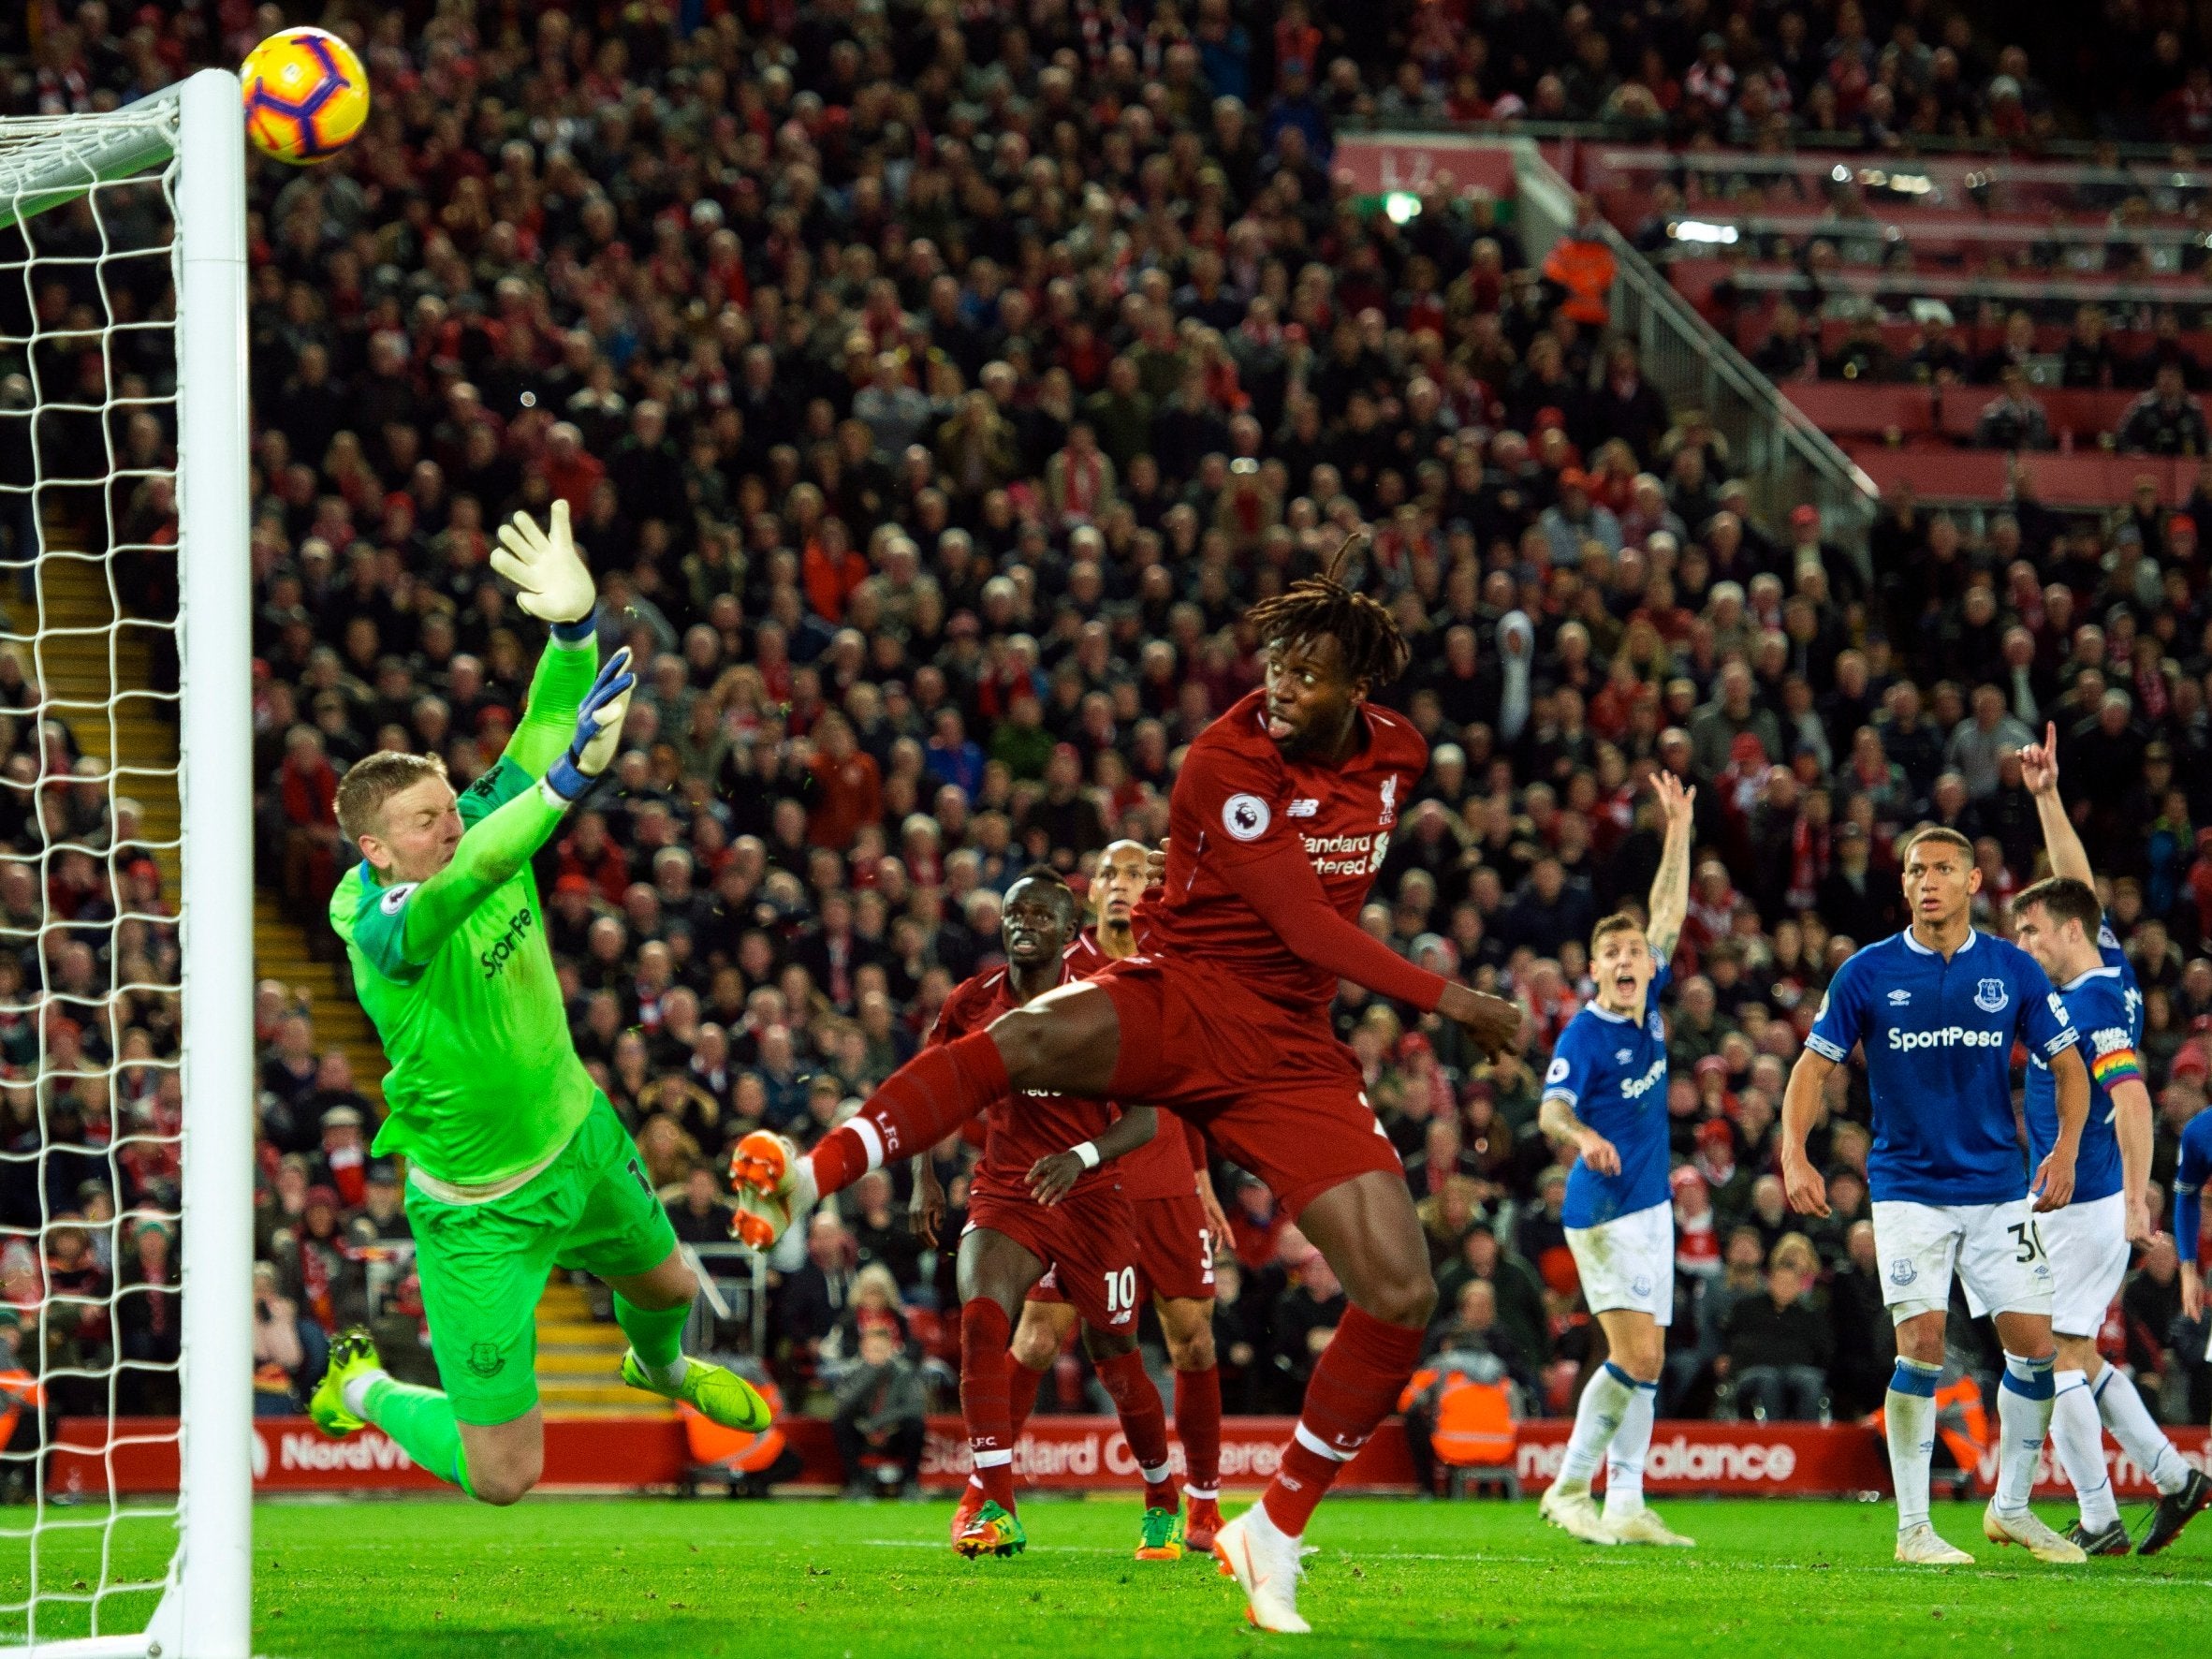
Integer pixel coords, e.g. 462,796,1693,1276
733,535,1522,1633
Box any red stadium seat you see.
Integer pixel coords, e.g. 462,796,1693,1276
1783,382,1936,443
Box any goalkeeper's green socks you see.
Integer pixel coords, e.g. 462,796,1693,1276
613,1294,692,1389
358,1374,473,1496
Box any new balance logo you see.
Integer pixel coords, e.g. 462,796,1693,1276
1286,799,1319,817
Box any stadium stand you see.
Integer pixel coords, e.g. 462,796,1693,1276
0,0,2207,1449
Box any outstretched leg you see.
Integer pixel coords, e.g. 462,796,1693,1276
736,983,1123,1226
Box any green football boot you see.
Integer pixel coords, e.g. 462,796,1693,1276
953,1499,1028,1559
1135,1505,1188,1562
619,1352,772,1431
309,1326,384,1438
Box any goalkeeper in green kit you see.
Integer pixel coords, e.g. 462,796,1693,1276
309,502,768,1504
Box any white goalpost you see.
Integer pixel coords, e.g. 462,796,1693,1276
0,70,252,1659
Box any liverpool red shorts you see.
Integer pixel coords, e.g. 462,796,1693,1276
1131,1191,1215,1302
1028,1190,1214,1308
1091,954,1404,1218
965,1180,1142,1337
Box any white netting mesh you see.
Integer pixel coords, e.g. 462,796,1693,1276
0,98,187,1650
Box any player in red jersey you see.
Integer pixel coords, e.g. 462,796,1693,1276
733,546,1520,1631
924,867,1187,1562
925,841,1237,1552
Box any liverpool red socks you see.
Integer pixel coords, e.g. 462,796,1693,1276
960,1299,1017,1512
808,1031,1012,1197
1261,1304,1424,1537
1093,1348,1179,1510
1005,1353,1048,1442
1175,1362,1223,1501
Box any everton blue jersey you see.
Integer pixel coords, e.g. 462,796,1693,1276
2024,919,2143,1207
1806,928,2077,1205
2173,1108,2212,1270
1546,955,1674,1228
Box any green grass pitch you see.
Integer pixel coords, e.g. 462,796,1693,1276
7,1494,2211,1655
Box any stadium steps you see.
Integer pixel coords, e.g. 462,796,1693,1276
20,551,389,1104
535,1281,672,1418
21,555,182,896
253,891,388,1106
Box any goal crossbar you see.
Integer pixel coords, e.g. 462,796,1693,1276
0,88,182,238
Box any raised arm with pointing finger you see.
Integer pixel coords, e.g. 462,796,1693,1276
2018,721,2091,887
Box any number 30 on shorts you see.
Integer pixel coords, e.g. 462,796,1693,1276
1103,1267,1138,1314
2007,1221,2045,1264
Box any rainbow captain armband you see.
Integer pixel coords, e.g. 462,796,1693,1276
2087,1036,2143,1091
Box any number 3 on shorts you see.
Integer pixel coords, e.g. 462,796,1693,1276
2007,1220,2044,1264
1104,1266,1137,1314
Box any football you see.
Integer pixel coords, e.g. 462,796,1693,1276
240,27,369,164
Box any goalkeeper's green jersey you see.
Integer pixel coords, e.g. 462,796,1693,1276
329,637,599,1186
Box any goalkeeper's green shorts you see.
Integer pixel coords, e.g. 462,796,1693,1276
403,1094,678,1425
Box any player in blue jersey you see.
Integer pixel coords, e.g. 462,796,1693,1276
1780,823,2090,1565
2174,1108,2212,1505
2014,727,2211,1554
1535,771,1695,1548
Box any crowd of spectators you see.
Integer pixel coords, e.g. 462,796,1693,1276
0,0,2206,1462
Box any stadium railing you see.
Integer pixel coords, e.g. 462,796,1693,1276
1505,139,1879,564
1585,147,2212,216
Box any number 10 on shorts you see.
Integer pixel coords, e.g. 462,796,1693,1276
1104,1267,1137,1314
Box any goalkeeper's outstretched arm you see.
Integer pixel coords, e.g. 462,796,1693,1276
491,502,603,780
505,624,601,779
397,781,575,963
396,649,637,966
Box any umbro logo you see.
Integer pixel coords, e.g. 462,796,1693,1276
1887,989,1912,1006
1287,799,1319,817
1616,1049,1633,1064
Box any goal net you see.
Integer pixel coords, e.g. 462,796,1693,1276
0,73,253,1659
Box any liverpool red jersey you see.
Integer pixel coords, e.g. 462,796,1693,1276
1143,689,1428,1011
929,962,1119,1201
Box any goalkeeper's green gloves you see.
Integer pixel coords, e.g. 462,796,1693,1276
544,648,636,802
492,499,597,625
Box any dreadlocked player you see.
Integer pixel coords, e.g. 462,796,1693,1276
730,540,1522,1634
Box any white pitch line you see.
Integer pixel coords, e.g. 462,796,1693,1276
856,1537,2212,1584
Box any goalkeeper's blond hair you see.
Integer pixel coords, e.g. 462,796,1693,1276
335,751,448,847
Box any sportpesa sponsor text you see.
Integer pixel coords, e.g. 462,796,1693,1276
1886,1025,2010,1051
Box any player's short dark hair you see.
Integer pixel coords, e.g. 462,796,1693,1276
1589,912,1643,950
1898,824,1972,865
1245,533,1410,690
1006,864,1078,919
2014,875,2101,935
334,750,448,847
